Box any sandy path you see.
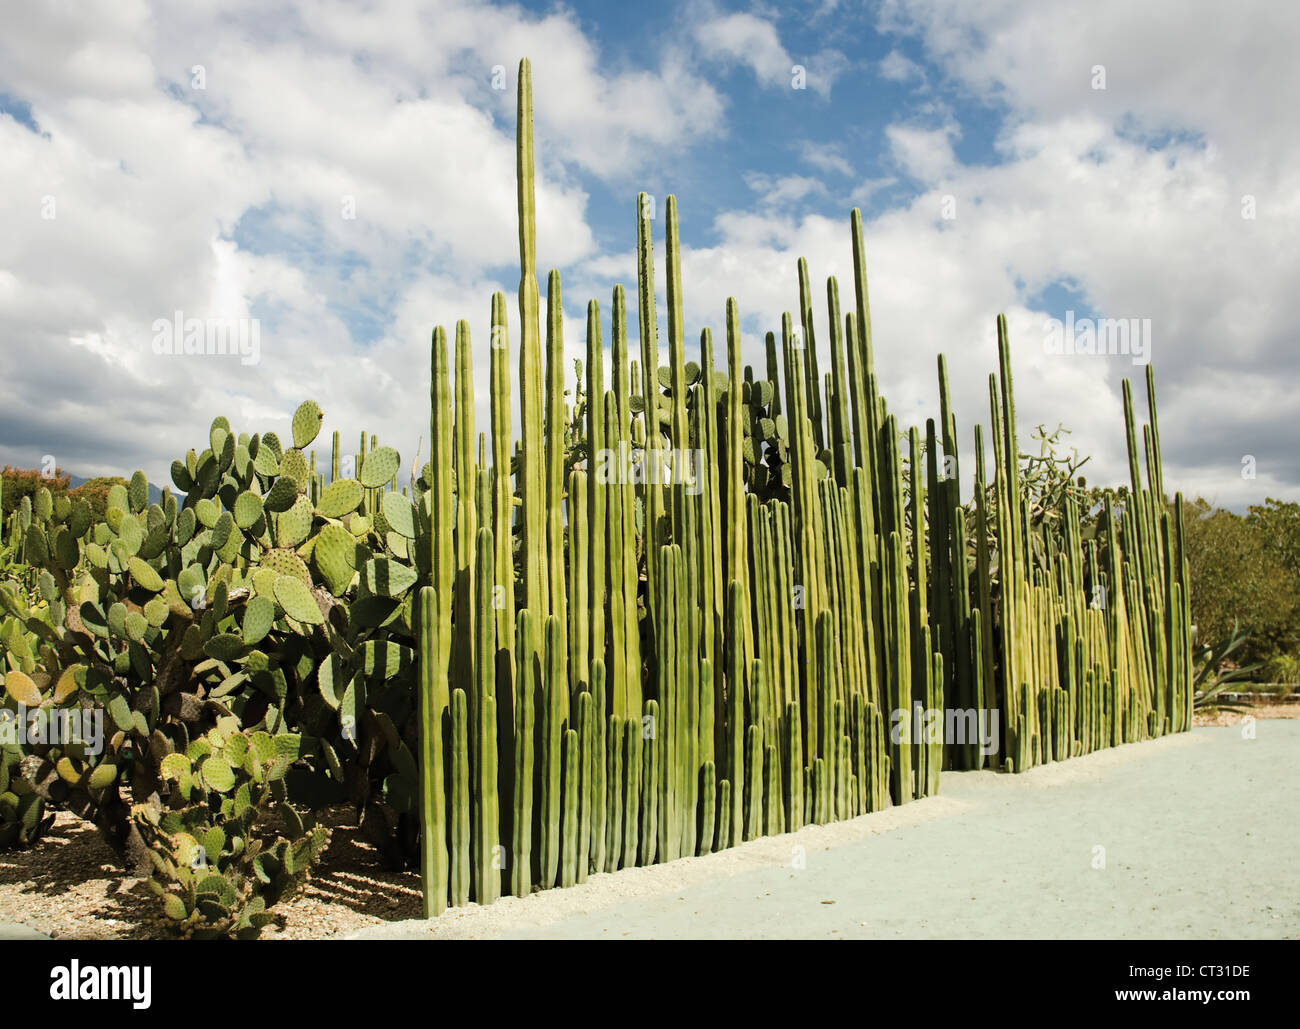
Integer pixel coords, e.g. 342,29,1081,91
349,721,1300,939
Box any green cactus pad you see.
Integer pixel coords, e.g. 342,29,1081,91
380,491,416,538
359,446,400,489
3,671,43,706
251,567,280,599
210,511,235,552
242,595,275,647
317,478,364,519
199,755,237,793
171,459,194,492
128,470,149,512
128,556,165,592
312,524,357,596
144,595,170,627
361,557,418,598
107,482,129,513
116,516,144,556
204,633,248,662
233,491,264,530
160,753,191,780
124,611,149,643
88,762,119,790
280,448,310,487
253,443,280,478
263,474,298,513
291,400,324,449
276,495,314,548
195,497,221,529
107,601,129,638
174,506,197,545
317,655,346,709
273,576,325,625
360,639,415,679
261,548,312,586
106,694,133,732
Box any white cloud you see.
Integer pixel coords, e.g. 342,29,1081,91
797,141,855,178
885,123,959,182
878,50,924,83
744,172,829,208
0,0,726,485
693,9,850,98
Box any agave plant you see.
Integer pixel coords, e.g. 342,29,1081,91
1192,622,1260,713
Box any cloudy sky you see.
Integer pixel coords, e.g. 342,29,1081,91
2,0,1295,511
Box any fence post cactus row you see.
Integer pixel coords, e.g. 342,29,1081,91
412,57,1194,914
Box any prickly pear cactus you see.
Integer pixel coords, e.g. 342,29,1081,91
131,720,331,939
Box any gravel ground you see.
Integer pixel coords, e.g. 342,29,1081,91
1,705,1295,941
0,805,421,940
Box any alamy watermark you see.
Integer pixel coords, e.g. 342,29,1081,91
0,704,104,755
50,960,151,1009
591,443,705,495
1043,311,1151,366
151,311,261,366
890,704,1001,755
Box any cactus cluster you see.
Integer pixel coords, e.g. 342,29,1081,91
0,404,434,933
409,59,1193,913
0,56,1193,932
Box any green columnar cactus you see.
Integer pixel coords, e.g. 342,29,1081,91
560,728,579,888
602,403,629,720
723,301,752,661
417,586,448,917
545,272,568,665
639,699,659,865
796,259,825,451
453,321,478,687
665,197,691,454
698,760,716,856
429,322,455,700
725,580,746,848
744,723,763,839
610,287,643,715
516,60,547,636
569,470,590,693
540,615,566,888
622,715,641,868
605,713,624,873
589,660,607,874
449,688,471,908
636,192,664,631
576,690,593,883
511,609,535,897
586,299,607,695
696,330,724,764
473,527,499,904
490,292,516,672
825,278,853,486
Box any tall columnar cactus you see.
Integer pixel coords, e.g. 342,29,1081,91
404,55,1193,917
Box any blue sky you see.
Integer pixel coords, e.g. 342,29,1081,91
1,0,1296,511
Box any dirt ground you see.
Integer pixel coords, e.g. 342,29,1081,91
2,704,1296,940
0,805,422,940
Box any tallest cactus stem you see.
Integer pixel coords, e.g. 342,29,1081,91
637,190,664,641
517,58,548,627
